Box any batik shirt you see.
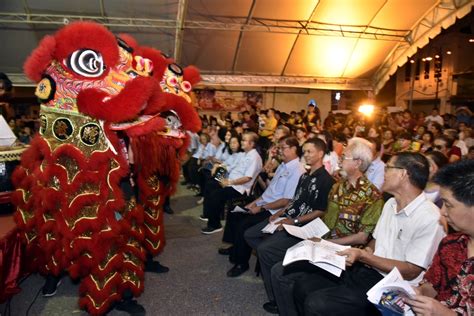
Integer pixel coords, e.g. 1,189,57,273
424,233,473,315
323,175,384,241
284,166,334,218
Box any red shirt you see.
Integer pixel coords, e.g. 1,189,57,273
424,233,473,315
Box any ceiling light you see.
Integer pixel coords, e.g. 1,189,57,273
469,39,474,43
358,104,374,117
425,57,433,61
446,51,452,55
410,60,415,64
435,54,440,59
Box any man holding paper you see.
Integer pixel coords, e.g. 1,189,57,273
293,152,445,315
244,137,334,313
270,137,384,315
221,136,305,277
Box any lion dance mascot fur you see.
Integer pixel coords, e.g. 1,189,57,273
11,21,201,315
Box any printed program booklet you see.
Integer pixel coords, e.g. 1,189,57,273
366,267,416,316
282,239,350,277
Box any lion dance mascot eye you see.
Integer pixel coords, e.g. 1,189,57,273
11,21,201,315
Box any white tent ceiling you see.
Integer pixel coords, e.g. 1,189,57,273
0,0,472,93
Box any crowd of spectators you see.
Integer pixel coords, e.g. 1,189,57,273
180,102,473,315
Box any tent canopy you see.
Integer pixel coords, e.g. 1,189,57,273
0,0,472,92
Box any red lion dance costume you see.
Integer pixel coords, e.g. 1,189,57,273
11,22,201,315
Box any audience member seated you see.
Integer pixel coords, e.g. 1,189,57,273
424,151,449,208
420,130,434,153
242,110,258,132
220,136,306,277
434,135,461,163
317,130,340,176
187,132,212,191
295,126,307,147
199,134,243,209
394,131,413,153
201,132,262,234
244,138,335,313
268,137,384,315
258,125,291,190
366,137,385,191
382,128,395,161
406,159,474,315
425,108,444,127
259,108,278,150
196,128,235,201
292,152,445,315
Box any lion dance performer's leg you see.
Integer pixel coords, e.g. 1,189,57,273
131,132,190,263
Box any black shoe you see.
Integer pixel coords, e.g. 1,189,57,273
199,214,208,222
263,301,279,314
115,299,146,316
226,264,249,277
201,226,223,234
218,246,233,256
163,205,174,214
145,260,170,273
42,275,62,297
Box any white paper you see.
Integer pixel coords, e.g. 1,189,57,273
261,218,285,234
230,205,249,213
282,218,330,239
0,115,16,147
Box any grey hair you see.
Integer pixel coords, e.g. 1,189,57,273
347,137,374,172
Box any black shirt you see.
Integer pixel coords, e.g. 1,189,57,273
284,166,334,218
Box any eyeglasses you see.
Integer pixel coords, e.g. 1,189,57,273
341,155,359,161
384,165,405,172
433,144,445,150
278,145,291,150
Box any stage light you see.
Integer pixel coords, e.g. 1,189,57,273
358,104,374,117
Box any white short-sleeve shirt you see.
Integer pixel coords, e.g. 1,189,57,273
372,192,446,285
228,148,262,195
257,158,306,214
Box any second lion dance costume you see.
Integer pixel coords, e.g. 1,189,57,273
11,22,201,315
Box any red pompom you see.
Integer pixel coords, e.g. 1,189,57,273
183,65,201,86
23,35,56,82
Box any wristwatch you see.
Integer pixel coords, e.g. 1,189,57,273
293,218,299,225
